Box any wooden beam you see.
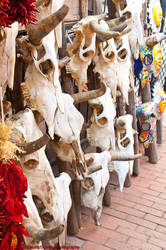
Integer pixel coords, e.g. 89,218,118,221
80,0,88,17
126,88,140,176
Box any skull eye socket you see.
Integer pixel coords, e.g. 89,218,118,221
106,51,115,60
24,159,39,169
117,48,128,60
120,0,127,10
97,117,108,125
39,59,54,76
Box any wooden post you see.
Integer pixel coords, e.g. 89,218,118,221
80,0,88,17
95,0,103,14
156,119,162,144
107,0,117,19
124,171,132,188
67,185,80,235
116,94,132,187
126,88,140,176
58,23,82,235
7,57,25,113
116,94,126,116
141,83,158,164
103,183,111,207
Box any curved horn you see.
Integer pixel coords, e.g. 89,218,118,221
17,134,50,155
106,15,127,27
34,0,48,7
34,224,64,241
87,165,102,175
72,82,106,104
89,21,120,42
110,23,127,33
110,151,142,161
27,4,69,46
25,223,64,241
10,129,50,155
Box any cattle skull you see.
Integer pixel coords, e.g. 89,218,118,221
23,187,64,248
66,15,129,92
81,151,111,226
109,114,134,191
82,149,141,225
0,22,18,97
87,86,116,151
112,0,144,59
10,108,73,246
18,5,107,178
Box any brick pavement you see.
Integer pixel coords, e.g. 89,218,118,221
67,126,166,250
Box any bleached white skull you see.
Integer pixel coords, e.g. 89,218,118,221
81,151,111,226
66,16,97,92
23,187,64,248
109,114,134,191
11,109,72,246
93,38,119,101
115,34,132,104
113,0,144,59
87,86,116,151
0,22,18,97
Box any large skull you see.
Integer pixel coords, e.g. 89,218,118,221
113,0,144,59
115,34,132,104
81,151,111,226
87,86,116,151
93,38,119,101
93,20,132,103
66,16,97,92
109,114,134,191
11,109,72,246
0,22,18,97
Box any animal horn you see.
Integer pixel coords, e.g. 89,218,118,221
10,128,50,155
34,0,48,8
87,165,102,175
27,4,69,46
72,82,106,104
110,151,142,161
26,223,64,241
34,225,64,240
17,134,50,155
89,20,120,41
106,15,128,27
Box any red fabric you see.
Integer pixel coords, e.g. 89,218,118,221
0,0,37,27
0,160,28,250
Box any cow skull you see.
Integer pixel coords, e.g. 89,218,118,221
23,187,64,248
0,22,18,97
112,0,144,59
81,149,141,225
87,86,116,151
109,114,134,191
93,38,119,101
66,15,130,92
115,34,132,104
10,108,73,246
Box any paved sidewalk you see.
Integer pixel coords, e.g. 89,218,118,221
67,126,166,250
